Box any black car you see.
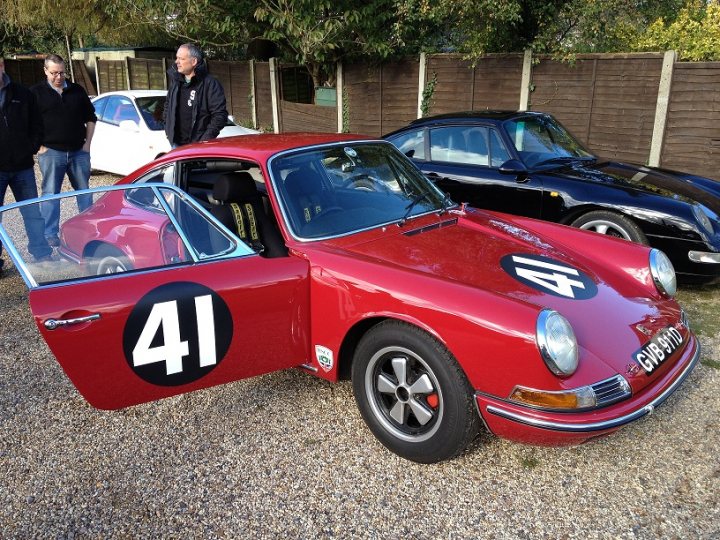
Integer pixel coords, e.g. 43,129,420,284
384,111,720,284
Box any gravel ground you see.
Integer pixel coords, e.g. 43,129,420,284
1,173,719,539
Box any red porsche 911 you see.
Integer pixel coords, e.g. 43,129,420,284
0,134,699,463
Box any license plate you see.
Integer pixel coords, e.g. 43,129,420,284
632,326,684,375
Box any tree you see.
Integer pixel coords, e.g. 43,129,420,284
633,0,720,60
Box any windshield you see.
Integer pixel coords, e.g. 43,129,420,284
503,115,595,168
136,96,166,131
270,141,453,239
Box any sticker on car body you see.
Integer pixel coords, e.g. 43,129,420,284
501,253,598,299
632,325,684,376
122,282,233,386
315,345,334,372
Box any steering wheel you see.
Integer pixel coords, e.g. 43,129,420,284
343,174,387,192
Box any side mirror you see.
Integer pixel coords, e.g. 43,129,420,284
499,159,528,175
118,119,140,132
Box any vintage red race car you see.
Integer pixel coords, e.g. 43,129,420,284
0,134,700,463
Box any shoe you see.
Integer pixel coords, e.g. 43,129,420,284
46,236,60,247
34,254,57,263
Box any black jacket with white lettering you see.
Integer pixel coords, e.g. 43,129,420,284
0,77,42,172
163,61,228,146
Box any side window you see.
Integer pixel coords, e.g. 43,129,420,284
430,126,490,166
134,164,176,186
103,96,140,126
388,130,426,160
93,97,108,122
489,129,511,166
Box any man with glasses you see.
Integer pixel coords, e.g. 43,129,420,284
31,54,96,247
0,54,54,274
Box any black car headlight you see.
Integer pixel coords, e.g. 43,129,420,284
536,309,578,377
650,248,677,297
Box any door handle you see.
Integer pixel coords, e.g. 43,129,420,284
44,313,101,330
425,172,447,182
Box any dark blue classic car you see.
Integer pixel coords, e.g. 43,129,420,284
384,111,720,284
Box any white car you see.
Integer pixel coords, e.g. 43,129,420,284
90,90,258,175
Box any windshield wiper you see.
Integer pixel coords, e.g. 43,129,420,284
399,191,432,225
535,156,596,168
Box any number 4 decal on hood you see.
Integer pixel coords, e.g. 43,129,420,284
501,253,598,299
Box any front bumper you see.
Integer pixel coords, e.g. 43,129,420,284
475,334,700,446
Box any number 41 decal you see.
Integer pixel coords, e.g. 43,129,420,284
123,282,233,386
501,253,598,299
133,296,216,375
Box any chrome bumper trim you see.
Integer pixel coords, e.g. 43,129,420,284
482,341,700,433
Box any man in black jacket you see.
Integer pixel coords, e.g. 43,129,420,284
164,43,228,147
31,54,96,247
0,55,53,273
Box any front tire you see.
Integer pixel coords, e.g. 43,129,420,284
351,321,480,463
570,210,648,244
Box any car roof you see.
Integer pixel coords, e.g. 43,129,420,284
384,110,548,136
127,132,380,176
92,90,167,100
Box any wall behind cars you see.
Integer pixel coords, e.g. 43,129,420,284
5,52,719,180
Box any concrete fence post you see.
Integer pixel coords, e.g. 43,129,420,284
417,52,427,118
95,57,102,95
249,60,258,130
519,49,533,111
649,50,677,167
336,61,344,133
269,58,280,133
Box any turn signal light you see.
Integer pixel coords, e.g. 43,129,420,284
508,385,596,410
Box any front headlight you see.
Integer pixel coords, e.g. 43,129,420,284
692,205,714,235
536,310,578,376
650,248,676,297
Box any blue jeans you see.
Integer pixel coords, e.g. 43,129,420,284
0,167,53,260
38,148,92,238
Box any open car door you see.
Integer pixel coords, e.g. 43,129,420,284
0,185,309,409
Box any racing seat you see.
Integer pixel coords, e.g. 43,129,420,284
283,167,334,228
211,172,287,258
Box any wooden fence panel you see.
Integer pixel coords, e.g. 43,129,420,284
345,63,383,135
208,60,254,127
254,61,274,131
530,58,596,141
379,60,419,134
587,55,662,163
532,54,663,164
128,58,166,90
4,59,44,87
471,55,524,111
662,62,720,179
280,101,337,132
97,59,127,93
427,55,475,114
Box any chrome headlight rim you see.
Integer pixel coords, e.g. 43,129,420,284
536,309,578,377
649,248,677,297
692,204,714,236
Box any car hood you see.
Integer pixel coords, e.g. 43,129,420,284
546,160,720,215
324,209,686,392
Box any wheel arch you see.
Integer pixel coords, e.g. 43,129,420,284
336,315,447,381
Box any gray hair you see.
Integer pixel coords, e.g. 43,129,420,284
44,54,65,67
179,43,204,63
